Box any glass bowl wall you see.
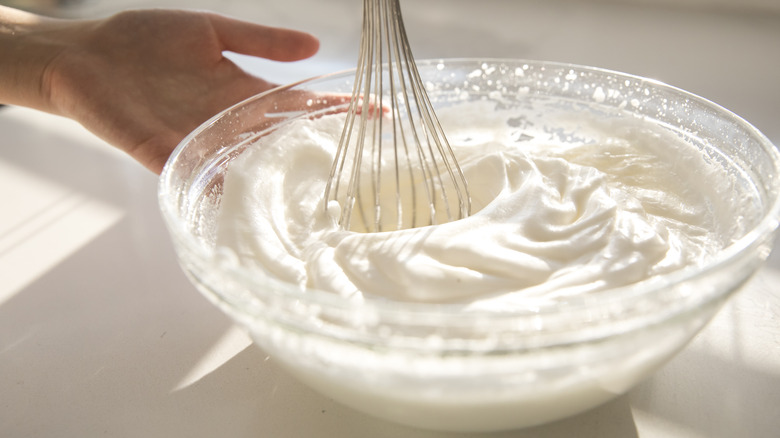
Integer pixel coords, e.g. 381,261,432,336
159,59,780,432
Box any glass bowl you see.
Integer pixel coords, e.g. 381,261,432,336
159,59,780,432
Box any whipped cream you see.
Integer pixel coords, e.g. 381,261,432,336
214,101,745,307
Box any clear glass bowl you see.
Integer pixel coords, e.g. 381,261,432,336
159,59,780,432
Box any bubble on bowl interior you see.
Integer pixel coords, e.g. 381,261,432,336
592,86,606,103
468,69,483,79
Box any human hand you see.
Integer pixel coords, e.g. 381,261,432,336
0,7,319,173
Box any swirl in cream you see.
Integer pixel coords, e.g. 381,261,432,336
215,103,739,307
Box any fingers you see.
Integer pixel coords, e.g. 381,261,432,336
208,13,319,62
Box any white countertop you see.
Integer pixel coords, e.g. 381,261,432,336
1,1,779,437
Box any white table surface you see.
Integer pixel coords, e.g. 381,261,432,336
1,1,779,437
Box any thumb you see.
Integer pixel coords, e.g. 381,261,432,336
208,14,320,62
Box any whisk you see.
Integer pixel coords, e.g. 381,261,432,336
324,0,471,233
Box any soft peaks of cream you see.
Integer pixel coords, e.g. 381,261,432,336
215,103,740,307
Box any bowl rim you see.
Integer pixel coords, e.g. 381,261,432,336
159,57,780,322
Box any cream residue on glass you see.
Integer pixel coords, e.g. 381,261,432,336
214,101,747,308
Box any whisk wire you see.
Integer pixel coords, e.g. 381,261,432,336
325,0,471,232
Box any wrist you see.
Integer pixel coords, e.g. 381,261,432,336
0,6,84,114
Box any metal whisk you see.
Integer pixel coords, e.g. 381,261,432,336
324,0,471,233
